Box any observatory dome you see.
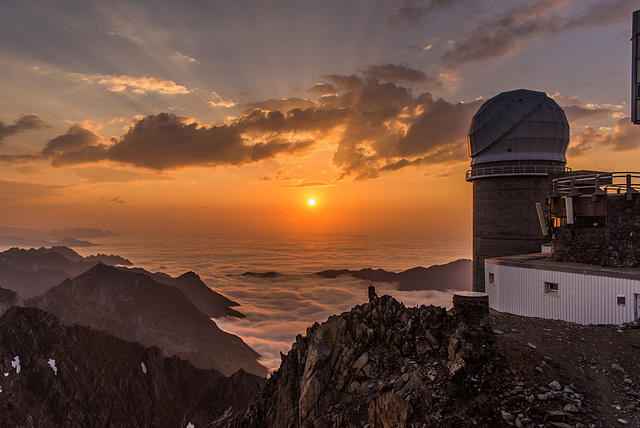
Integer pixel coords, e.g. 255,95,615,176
468,89,569,166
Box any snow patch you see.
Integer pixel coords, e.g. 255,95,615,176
48,359,58,375
3,372,8,377
186,423,194,428
11,356,20,374
141,362,147,374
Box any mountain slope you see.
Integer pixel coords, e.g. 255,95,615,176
122,267,244,318
0,306,263,427
24,263,267,377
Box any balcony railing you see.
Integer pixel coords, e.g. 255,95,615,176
551,172,640,197
466,165,570,180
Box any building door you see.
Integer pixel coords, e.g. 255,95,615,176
636,294,640,320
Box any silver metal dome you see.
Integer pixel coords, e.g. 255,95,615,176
468,89,569,166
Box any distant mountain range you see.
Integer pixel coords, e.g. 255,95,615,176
0,306,264,427
24,264,267,376
316,258,472,291
0,245,265,377
0,226,118,248
0,246,132,298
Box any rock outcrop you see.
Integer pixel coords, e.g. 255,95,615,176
24,263,267,377
0,306,263,427
220,294,494,427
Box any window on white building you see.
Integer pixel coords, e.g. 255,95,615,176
544,282,559,294
488,273,495,284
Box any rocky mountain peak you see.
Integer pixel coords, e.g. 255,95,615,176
220,294,494,427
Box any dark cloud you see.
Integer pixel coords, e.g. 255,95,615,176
307,83,337,97
551,93,622,123
562,105,615,123
328,87,481,181
0,115,49,142
14,65,483,180
441,0,635,68
42,124,103,157
602,118,640,151
569,118,640,156
42,113,318,170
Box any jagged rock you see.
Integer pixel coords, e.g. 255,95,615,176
218,295,493,427
367,391,412,428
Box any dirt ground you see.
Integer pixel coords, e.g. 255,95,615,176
488,310,640,426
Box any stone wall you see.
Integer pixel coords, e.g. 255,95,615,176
552,193,640,267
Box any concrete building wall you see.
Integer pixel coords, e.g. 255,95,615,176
485,260,640,325
472,175,550,291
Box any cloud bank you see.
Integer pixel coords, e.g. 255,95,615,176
5,66,482,181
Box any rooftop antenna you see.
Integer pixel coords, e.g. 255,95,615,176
632,9,640,124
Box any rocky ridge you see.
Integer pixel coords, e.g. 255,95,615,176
220,294,640,427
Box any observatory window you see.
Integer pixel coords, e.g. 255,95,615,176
617,295,626,306
544,282,559,294
488,273,495,284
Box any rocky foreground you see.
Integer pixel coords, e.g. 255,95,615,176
0,307,264,427
218,294,640,428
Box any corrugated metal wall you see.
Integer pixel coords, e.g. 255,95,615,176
485,261,640,325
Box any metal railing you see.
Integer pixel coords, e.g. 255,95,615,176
551,172,640,197
466,165,570,180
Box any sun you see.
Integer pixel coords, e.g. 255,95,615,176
307,198,316,207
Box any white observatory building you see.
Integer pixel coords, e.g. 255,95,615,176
471,12,640,325
466,89,570,292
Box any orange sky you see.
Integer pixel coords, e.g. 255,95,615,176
1,1,639,240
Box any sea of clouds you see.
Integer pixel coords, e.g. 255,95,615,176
78,233,469,373
213,272,458,372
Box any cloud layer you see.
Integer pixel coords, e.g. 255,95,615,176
13,66,481,181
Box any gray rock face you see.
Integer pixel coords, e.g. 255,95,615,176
220,295,494,427
0,306,264,427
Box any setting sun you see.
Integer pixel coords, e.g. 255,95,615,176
307,198,316,207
